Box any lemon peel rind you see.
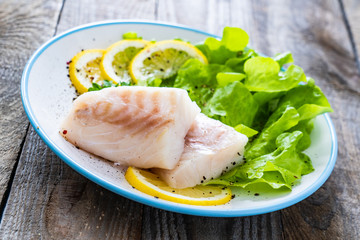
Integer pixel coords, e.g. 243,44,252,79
100,40,150,84
129,40,208,84
69,49,104,94
125,167,232,206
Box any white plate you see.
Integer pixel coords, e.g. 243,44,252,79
21,20,338,217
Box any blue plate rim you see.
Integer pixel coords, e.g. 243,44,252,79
21,20,338,217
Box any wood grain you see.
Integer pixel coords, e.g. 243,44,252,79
0,128,144,239
55,0,157,34
0,0,63,209
342,0,360,72
230,0,360,239
0,0,359,239
157,0,231,35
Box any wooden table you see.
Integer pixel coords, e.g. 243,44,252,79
1,0,359,239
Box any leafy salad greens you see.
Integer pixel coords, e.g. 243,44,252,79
90,27,333,191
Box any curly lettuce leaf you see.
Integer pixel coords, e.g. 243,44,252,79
205,81,259,127
174,59,231,108
225,48,257,73
245,105,300,159
234,124,258,138
216,72,246,87
221,26,249,52
290,119,314,151
273,51,294,67
277,78,333,121
196,38,236,64
196,26,249,64
155,27,332,192
244,57,306,92
88,80,129,91
122,32,142,39
245,78,332,159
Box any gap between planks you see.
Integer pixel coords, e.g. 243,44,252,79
0,124,30,222
338,0,360,73
0,0,67,224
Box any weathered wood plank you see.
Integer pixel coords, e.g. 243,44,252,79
55,0,157,34
0,0,63,210
0,128,144,239
157,0,231,35
1,0,359,239
230,0,360,239
342,0,360,72
0,0,157,239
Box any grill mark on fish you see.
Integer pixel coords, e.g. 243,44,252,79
75,107,90,119
121,91,161,132
104,90,142,126
78,89,173,130
131,113,174,138
135,90,145,109
127,93,158,136
169,92,177,115
74,89,131,124
140,92,175,136
94,101,112,116
61,86,201,171
150,90,161,115
129,116,161,137
73,89,191,140
127,91,179,137
74,105,97,126
105,104,130,124
129,89,151,130
140,91,170,136
87,100,128,124
144,118,174,138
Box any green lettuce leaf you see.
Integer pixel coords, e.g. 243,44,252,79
245,78,333,160
277,78,333,121
273,51,294,67
289,119,314,151
216,72,246,87
245,105,300,159
101,28,334,193
205,81,259,127
174,59,231,108
195,26,249,64
244,57,307,92
224,48,257,73
221,26,249,52
234,124,258,138
206,131,314,189
196,38,236,64
122,32,142,39
88,80,129,91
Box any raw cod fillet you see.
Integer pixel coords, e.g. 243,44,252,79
155,113,248,188
60,86,200,169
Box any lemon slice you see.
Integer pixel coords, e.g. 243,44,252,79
69,49,105,94
129,40,208,85
100,40,150,84
125,167,232,206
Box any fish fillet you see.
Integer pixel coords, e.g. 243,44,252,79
60,86,200,169
155,113,248,188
